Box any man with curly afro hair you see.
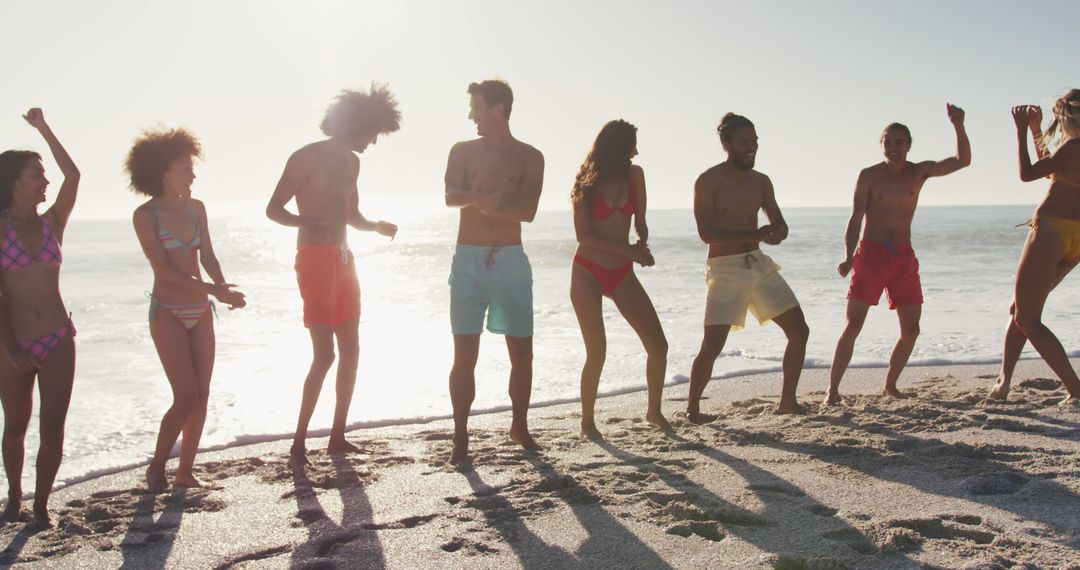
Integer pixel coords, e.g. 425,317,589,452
443,79,545,466
266,82,401,468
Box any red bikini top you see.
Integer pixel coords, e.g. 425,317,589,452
592,179,637,220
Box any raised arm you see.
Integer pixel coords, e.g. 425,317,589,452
1013,105,1074,182
1026,105,1050,161
693,174,766,245
26,109,80,237
838,170,870,277
483,148,544,223
925,103,971,178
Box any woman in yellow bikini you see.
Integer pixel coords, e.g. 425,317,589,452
991,89,1080,403
129,128,246,491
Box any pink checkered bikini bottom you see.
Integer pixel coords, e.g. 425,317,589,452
17,319,76,368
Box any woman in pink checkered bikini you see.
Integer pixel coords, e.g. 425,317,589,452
0,108,80,529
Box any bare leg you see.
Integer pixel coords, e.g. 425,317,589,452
506,335,539,450
991,256,1078,399
0,364,33,523
771,307,809,414
1013,228,1080,399
148,315,200,492
291,325,336,468
449,334,479,465
327,321,362,454
175,317,215,487
882,304,921,398
611,274,670,430
32,334,76,528
570,263,606,439
825,300,871,404
687,325,731,424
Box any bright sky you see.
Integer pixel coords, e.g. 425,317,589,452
2,0,1076,220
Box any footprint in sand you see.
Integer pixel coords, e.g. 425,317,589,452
960,473,1028,496
1018,377,1060,391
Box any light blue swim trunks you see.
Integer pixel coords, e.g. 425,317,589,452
449,244,533,337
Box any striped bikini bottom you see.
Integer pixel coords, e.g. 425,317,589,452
148,294,216,330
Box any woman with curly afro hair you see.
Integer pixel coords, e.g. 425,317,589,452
0,108,80,528
129,127,246,492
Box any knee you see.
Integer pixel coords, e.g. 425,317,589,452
844,317,866,335
648,335,669,357
312,347,336,370
171,390,199,417
901,324,921,340
583,340,607,362
38,416,66,443
1013,313,1040,336
3,415,30,439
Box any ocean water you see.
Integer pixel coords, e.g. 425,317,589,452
6,204,1080,492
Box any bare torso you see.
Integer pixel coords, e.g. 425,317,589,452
0,214,68,339
861,161,931,243
136,199,208,305
293,141,360,245
455,139,538,246
1035,142,1080,220
575,167,641,267
700,164,768,257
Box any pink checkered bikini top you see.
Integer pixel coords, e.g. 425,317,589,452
1,213,62,271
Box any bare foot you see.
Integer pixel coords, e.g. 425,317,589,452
775,401,807,415
146,464,168,493
31,504,51,530
173,474,206,488
822,391,842,405
580,422,603,440
882,386,909,399
686,411,719,425
988,381,1010,401
449,437,470,468
509,426,541,451
327,439,365,455
646,412,673,432
289,445,311,470
1,499,22,523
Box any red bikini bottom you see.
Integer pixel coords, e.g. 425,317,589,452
573,255,633,296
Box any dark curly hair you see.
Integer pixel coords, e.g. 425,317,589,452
468,79,513,119
0,150,42,211
320,83,402,139
717,113,755,143
125,127,203,197
571,120,637,212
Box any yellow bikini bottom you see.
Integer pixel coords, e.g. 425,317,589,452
1035,216,1080,260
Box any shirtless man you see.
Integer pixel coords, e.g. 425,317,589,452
825,104,970,404
686,113,809,423
444,79,544,465
266,85,401,468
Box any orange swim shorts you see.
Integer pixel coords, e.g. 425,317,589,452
295,244,361,328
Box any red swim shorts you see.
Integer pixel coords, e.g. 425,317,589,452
295,244,361,328
847,240,922,309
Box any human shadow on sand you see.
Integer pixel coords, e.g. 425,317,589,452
0,524,37,566
288,455,386,570
594,431,913,565
723,410,1080,548
118,489,186,570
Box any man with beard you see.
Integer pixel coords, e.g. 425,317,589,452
825,104,969,404
685,113,809,423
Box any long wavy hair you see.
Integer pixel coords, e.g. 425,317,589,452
1038,88,1080,154
0,150,42,212
571,120,637,211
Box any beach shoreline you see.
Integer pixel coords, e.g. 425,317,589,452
3,358,1079,568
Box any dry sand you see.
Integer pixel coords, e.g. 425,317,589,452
1,359,1078,569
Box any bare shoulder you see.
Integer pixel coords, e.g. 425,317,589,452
860,162,886,182
132,200,155,224
450,138,481,156
750,169,772,187
514,140,544,163
190,198,208,216
630,163,645,176
696,164,725,189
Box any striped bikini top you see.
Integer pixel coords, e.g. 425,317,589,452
0,212,62,271
155,203,201,251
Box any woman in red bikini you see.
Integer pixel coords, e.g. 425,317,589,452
129,127,246,492
0,109,79,528
570,120,669,438
991,90,1080,404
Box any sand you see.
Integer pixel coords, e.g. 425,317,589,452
1,359,1078,569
